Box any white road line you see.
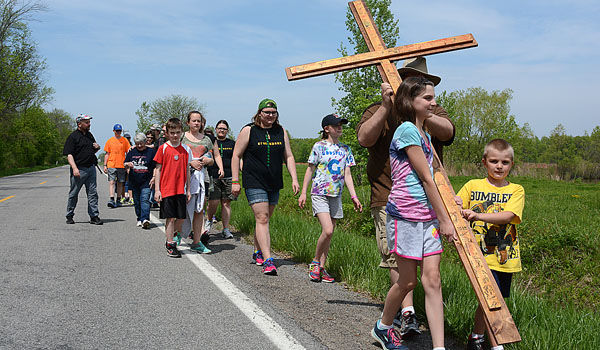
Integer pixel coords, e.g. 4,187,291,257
149,214,306,350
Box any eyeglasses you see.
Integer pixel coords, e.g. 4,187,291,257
262,111,278,116
216,127,228,131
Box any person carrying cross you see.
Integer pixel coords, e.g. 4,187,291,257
356,57,455,337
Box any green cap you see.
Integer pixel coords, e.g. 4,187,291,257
258,98,277,110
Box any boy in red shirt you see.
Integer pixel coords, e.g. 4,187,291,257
154,118,192,258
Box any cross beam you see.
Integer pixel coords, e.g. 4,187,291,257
285,0,520,345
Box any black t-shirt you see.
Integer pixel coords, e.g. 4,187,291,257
63,129,98,167
124,147,156,188
241,123,285,191
216,138,235,178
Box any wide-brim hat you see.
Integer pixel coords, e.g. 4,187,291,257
397,57,441,86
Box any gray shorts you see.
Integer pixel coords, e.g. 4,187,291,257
386,216,443,261
208,177,238,201
311,194,343,219
107,168,126,182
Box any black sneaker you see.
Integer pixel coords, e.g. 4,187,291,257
89,216,103,225
166,242,181,258
200,232,210,245
467,336,485,350
398,311,421,338
66,216,75,224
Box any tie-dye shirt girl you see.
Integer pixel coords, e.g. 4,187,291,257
307,140,356,197
386,121,436,222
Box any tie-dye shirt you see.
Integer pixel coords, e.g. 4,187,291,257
308,140,356,197
386,122,436,222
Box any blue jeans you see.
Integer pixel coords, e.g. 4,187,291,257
132,186,152,222
66,165,99,218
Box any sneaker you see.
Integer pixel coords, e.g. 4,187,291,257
371,322,407,350
190,241,211,254
212,215,217,223
121,197,128,205
136,221,142,227
166,242,181,258
262,258,277,275
321,268,335,283
398,311,421,338
107,200,116,208
173,232,181,246
204,220,212,233
188,231,194,239
128,198,134,205
142,220,150,229
66,216,75,224
308,263,321,282
89,216,103,225
200,232,210,245
467,336,485,350
222,228,233,239
252,250,264,266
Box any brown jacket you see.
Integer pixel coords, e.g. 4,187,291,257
356,102,455,208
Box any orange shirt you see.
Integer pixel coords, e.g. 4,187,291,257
103,136,131,168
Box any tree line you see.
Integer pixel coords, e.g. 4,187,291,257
0,0,73,170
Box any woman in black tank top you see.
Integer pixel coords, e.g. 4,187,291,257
231,99,299,276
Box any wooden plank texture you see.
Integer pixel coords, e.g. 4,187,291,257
284,1,519,343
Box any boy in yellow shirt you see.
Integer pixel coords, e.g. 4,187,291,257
455,139,524,350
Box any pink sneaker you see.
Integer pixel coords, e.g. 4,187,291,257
262,258,277,275
308,262,321,282
252,250,264,266
321,268,335,283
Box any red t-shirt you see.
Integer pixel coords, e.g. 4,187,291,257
153,143,191,198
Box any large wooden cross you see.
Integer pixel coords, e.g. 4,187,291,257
286,1,520,345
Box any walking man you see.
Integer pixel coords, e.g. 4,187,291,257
103,123,131,208
64,114,103,225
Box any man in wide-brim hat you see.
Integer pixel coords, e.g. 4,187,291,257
355,56,455,336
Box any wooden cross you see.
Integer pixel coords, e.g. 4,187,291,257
286,0,520,345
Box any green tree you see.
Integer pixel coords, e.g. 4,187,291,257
332,0,399,183
437,87,526,166
135,94,205,133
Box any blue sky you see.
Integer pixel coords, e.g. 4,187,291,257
29,0,600,147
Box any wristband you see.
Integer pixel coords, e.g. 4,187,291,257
232,180,240,184
351,195,358,199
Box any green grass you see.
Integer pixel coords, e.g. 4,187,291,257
230,165,600,348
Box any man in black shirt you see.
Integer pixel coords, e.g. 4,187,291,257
63,114,103,225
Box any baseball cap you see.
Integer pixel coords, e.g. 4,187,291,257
113,124,123,131
321,113,348,128
258,98,277,110
76,114,92,123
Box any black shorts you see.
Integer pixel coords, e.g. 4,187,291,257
159,194,187,219
491,270,513,298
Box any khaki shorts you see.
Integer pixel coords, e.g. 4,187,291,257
372,206,396,268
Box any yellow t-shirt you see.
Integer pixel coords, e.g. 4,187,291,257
103,136,131,168
457,178,524,273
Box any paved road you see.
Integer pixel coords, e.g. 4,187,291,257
0,166,462,350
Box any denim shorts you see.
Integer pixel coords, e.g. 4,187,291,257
245,188,279,206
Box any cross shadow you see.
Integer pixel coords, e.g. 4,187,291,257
326,299,383,308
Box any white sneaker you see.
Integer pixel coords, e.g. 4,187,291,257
222,228,233,239
204,220,212,233
142,220,150,229
136,221,142,227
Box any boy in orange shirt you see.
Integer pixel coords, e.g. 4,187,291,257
103,123,131,208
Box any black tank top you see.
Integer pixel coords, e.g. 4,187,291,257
242,123,285,191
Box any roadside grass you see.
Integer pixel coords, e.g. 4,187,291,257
230,165,600,349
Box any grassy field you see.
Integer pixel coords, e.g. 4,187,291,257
229,164,600,349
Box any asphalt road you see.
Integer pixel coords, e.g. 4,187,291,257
0,166,462,350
